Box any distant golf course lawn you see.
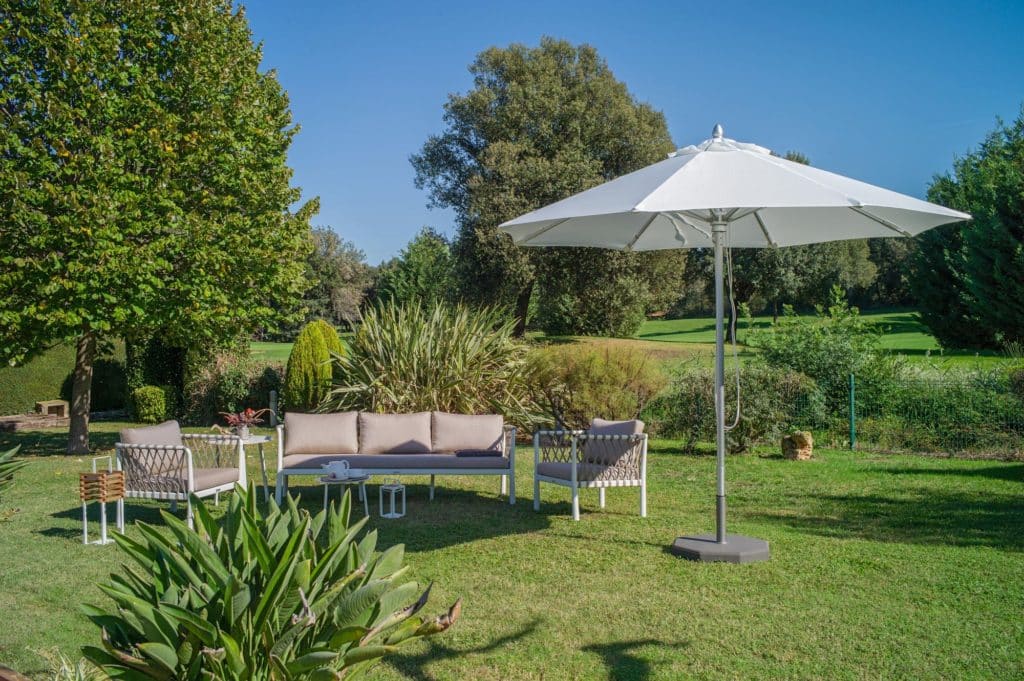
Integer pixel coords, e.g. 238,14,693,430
254,310,1013,369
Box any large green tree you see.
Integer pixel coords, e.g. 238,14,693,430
373,227,457,307
0,1,313,452
298,227,372,331
916,108,1024,348
412,37,685,335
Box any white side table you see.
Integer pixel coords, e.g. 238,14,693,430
320,474,370,516
240,435,273,502
379,480,406,519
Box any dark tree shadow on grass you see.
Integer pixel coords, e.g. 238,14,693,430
883,464,1024,483
382,618,541,681
581,639,691,681
752,490,1024,551
0,427,118,457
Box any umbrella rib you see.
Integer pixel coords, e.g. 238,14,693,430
849,206,914,237
519,217,571,244
624,212,660,251
753,211,778,247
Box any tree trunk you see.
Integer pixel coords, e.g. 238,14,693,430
772,299,779,323
67,331,96,455
512,281,534,337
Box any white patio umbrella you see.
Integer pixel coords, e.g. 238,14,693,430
500,125,970,563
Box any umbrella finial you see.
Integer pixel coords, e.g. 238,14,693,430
712,123,724,139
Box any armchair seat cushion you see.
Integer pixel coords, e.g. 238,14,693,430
281,453,509,470
536,461,637,482
192,467,242,490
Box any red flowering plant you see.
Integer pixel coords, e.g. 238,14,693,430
214,407,272,436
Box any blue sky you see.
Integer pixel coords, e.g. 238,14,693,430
243,0,1024,264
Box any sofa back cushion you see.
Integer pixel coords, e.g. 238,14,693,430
589,417,644,436
285,411,359,456
359,412,432,454
120,420,183,447
431,412,504,453
584,418,645,467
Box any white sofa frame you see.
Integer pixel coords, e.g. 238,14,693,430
533,429,648,521
115,433,246,529
275,424,516,506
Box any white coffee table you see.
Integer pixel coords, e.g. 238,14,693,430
319,474,370,516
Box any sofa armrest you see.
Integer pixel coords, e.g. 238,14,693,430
276,424,285,471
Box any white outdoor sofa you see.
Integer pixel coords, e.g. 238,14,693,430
533,418,647,521
116,420,246,529
275,411,516,505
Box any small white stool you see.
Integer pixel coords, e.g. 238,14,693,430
379,480,406,519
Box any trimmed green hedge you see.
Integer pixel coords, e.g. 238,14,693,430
0,342,127,416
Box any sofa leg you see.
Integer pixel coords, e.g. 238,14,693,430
170,500,178,513
276,473,286,505
509,472,516,505
599,487,606,509
429,475,435,501
571,485,580,521
186,499,194,531
214,490,220,506
640,482,647,518
500,474,507,496
533,478,540,511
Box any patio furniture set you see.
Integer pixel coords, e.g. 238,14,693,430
113,411,648,528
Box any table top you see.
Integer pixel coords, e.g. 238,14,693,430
319,474,370,484
239,435,273,445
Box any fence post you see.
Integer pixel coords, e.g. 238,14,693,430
848,374,856,450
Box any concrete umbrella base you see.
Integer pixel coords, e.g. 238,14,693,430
670,533,770,564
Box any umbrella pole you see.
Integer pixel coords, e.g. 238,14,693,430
669,219,770,563
713,223,727,543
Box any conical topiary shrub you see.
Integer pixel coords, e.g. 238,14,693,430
284,320,344,412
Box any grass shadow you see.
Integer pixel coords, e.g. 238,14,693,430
884,464,1024,483
383,618,541,681
0,428,118,457
285,481,552,553
581,639,690,681
753,489,1024,551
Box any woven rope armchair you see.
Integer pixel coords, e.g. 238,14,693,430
116,421,246,529
533,419,648,521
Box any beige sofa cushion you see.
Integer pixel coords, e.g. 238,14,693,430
431,412,504,453
590,417,644,435
281,453,509,470
584,418,645,467
359,412,432,454
120,420,183,447
285,412,359,456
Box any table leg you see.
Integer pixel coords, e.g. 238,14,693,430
361,482,369,516
323,483,329,512
258,443,270,503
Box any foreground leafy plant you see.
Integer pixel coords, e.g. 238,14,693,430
83,486,459,679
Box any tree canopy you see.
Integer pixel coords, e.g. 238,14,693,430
0,0,314,450
373,227,457,307
412,37,686,336
915,108,1024,348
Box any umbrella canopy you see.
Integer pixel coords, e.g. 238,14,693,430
500,125,970,563
501,126,970,250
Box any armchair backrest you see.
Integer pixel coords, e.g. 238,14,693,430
119,421,185,476
581,418,646,468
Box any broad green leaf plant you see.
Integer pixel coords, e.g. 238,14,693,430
83,487,460,679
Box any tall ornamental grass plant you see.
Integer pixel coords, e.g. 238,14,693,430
323,303,538,425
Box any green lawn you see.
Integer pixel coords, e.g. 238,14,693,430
1,424,1022,679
